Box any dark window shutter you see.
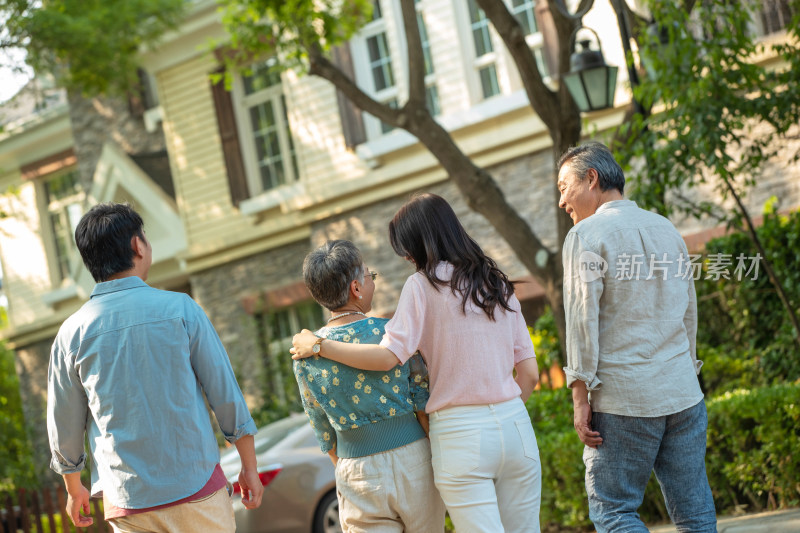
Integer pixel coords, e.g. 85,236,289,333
330,44,367,149
128,68,156,118
535,0,560,79
210,68,250,207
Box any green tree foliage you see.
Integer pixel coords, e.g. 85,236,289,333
0,341,36,491
696,203,800,385
216,0,373,70
616,0,800,350
618,0,800,219
1,0,186,93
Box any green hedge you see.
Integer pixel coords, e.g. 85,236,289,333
527,389,588,528
706,384,800,512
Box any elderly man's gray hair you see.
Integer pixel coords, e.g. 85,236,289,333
557,142,625,194
303,240,365,311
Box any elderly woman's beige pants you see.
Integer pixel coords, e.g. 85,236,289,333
335,437,446,532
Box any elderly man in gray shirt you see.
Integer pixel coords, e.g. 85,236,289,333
558,143,716,533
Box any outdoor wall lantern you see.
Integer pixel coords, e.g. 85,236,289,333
562,28,619,113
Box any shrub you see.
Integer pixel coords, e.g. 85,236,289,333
696,202,800,384
530,308,562,385
696,344,761,395
706,384,800,512
0,342,36,491
527,389,590,530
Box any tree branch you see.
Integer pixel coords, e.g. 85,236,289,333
475,0,561,130
399,0,425,109
307,50,403,127
406,114,556,282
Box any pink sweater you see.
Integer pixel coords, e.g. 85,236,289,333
380,262,536,412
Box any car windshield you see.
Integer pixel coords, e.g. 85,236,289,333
252,415,308,455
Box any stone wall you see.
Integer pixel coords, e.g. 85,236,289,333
194,138,800,407
67,91,166,190
189,240,312,405
189,148,560,407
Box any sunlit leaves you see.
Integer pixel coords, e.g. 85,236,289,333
6,0,186,94
216,0,373,73
617,0,800,220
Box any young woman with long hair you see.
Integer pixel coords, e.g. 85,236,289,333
291,193,541,533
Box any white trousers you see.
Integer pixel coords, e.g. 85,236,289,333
429,398,541,533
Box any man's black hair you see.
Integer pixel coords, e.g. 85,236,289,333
75,203,145,282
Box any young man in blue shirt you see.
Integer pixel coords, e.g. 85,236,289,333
47,203,262,532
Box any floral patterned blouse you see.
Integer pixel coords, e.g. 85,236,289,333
293,317,430,454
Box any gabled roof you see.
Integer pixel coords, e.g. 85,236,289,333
44,141,188,307
0,76,67,131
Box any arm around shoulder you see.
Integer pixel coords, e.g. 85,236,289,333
291,329,399,371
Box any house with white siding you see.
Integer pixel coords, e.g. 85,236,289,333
0,0,796,480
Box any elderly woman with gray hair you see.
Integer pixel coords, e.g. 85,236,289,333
292,240,445,532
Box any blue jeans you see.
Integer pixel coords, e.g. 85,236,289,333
583,400,716,533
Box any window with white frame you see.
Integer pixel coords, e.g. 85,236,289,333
461,0,550,103
352,0,401,138
254,300,325,406
754,0,792,36
416,0,442,116
264,301,325,350
511,0,550,78
467,0,502,100
43,169,85,283
234,60,299,195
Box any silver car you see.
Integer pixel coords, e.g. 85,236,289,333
220,414,342,533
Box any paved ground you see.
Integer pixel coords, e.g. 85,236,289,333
648,508,800,532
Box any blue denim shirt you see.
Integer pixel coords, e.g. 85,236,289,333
47,277,256,508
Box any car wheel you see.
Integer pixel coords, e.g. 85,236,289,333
312,490,342,533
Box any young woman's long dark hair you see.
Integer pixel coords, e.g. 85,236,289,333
388,193,514,319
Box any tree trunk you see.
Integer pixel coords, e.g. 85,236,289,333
307,1,581,362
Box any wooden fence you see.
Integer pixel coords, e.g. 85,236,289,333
1,486,112,533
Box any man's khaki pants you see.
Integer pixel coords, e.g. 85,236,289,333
109,487,235,533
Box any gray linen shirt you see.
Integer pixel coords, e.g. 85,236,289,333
562,200,703,417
